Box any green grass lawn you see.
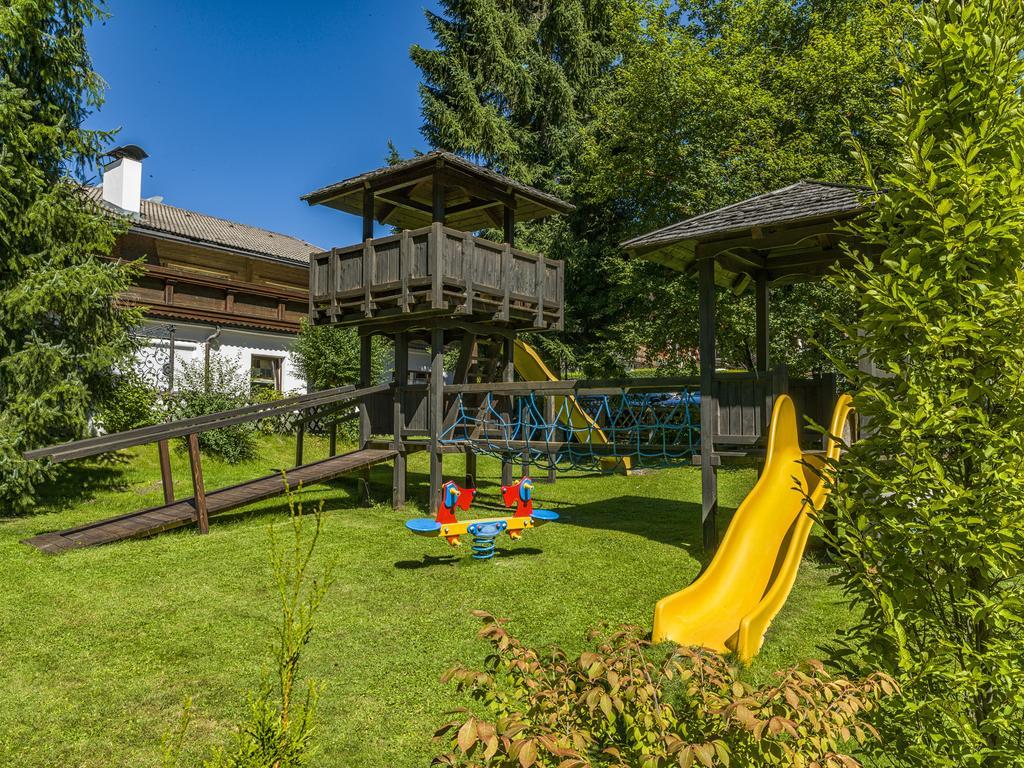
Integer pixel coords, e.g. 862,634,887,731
0,435,852,766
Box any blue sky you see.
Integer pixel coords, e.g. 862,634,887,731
84,1,442,248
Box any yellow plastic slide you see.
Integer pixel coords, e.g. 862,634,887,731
652,393,854,661
512,341,629,472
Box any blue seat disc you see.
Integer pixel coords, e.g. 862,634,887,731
406,518,443,533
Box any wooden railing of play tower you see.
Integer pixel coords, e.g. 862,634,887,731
309,224,564,330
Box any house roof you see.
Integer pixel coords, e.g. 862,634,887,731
620,180,873,288
86,187,321,265
302,150,574,232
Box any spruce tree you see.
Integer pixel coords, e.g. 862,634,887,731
826,0,1024,763
0,0,140,510
411,0,616,186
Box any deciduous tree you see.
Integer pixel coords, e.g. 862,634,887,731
825,0,1024,763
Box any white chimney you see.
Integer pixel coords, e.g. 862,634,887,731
101,145,148,214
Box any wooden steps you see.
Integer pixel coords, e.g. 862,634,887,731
23,448,397,554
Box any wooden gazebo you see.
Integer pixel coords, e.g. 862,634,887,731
622,180,873,549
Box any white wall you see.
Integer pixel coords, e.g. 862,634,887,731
134,320,306,394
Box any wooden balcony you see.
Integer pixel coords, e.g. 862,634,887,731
124,264,309,333
309,223,564,331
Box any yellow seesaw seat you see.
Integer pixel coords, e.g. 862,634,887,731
652,392,853,661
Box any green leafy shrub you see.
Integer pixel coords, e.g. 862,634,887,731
167,353,257,464
822,0,1024,764
291,320,389,391
433,612,896,767
97,369,159,434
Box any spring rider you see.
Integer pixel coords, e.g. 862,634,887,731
405,477,558,560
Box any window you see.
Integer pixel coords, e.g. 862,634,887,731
251,355,283,392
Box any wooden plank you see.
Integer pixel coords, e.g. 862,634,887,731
187,433,209,535
22,448,400,553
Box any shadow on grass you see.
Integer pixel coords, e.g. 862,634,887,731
393,547,544,570
551,495,734,556
19,454,135,517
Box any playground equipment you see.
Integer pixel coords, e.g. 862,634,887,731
441,381,700,472
513,341,628,472
405,477,558,559
652,393,854,661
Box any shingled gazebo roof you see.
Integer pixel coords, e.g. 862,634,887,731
302,150,574,232
621,180,873,289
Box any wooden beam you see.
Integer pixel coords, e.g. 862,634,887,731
698,255,718,552
503,204,515,246
377,189,433,216
429,327,445,507
158,439,174,504
295,423,305,467
444,197,502,217
187,433,209,535
359,335,372,448
432,164,446,223
362,186,374,241
376,202,397,226
755,269,771,441
755,269,770,372
501,336,515,486
440,165,516,208
393,332,408,508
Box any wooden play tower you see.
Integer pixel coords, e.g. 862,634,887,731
301,151,573,507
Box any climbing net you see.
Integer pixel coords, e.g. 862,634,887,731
440,389,701,472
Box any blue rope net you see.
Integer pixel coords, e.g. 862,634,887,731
440,389,701,472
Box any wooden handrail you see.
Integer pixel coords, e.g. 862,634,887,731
444,376,701,396
24,382,391,464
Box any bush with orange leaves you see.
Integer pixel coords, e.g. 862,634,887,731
433,612,897,768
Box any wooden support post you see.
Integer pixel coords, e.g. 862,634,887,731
295,423,305,468
521,404,531,478
393,332,408,508
187,433,209,535
544,395,557,484
329,423,337,457
158,439,174,504
465,449,477,489
432,165,445,223
755,269,771,474
698,255,718,553
362,186,374,240
430,327,445,507
755,269,770,373
503,204,515,246
359,334,372,448
501,336,515,487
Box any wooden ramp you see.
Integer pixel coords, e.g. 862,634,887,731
24,448,396,554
